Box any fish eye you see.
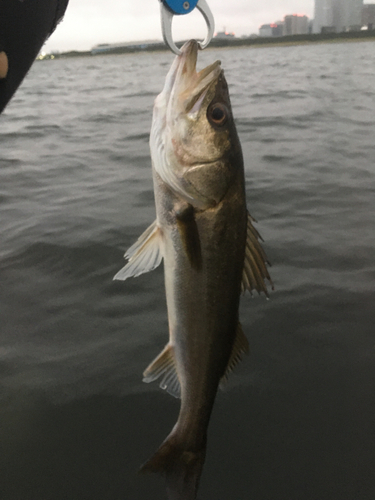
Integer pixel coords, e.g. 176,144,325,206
207,103,228,126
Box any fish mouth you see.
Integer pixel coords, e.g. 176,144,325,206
165,40,222,113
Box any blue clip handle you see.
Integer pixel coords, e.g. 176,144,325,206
163,0,199,15
160,0,215,55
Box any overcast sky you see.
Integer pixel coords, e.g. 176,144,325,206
43,0,316,53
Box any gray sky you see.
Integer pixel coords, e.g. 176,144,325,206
43,0,315,53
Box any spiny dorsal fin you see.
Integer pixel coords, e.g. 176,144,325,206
143,343,181,399
241,212,274,297
113,220,163,281
220,322,249,388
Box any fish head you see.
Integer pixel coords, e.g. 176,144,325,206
151,40,243,209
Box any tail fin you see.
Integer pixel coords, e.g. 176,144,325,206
140,428,206,500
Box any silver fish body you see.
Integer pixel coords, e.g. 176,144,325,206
114,40,272,500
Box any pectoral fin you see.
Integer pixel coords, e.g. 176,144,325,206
143,343,181,399
175,203,202,271
241,212,273,296
113,220,163,281
220,322,249,388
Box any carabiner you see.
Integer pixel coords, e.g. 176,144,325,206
160,0,215,55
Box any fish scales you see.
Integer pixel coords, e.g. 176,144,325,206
114,39,272,500
154,166,247,408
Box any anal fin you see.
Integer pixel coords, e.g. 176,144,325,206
113,220,163,281
143,343,181,399
220,322,249,388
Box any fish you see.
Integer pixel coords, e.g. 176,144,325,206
114,39,272,500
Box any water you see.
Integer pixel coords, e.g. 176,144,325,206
0,41,374,499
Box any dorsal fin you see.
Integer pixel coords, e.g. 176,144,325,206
113,220,163,281
143,343,181,399
241,212,274,296
220,322,249,388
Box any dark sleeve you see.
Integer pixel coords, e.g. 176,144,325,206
0,0,69,113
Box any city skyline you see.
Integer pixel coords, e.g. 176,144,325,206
42,0,374,54
43,0,315,53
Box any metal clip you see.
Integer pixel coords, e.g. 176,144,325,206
160,0,215,55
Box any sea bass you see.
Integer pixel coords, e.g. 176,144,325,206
114,40,272,500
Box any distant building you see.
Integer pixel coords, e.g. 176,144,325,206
321,25,337,33
259,24,272,37
214,31,235,39
259,23,283,37
214,30,235,39
313,0,363,33
313,0,334,32
283,14,309,35
362,4,375,28
91,40,160,55
334,0,363,31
